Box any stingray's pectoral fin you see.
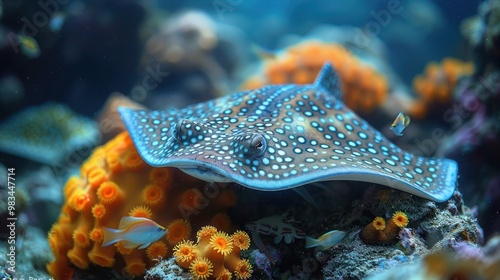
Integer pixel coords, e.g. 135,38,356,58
118,107,178,167
179,167,234,183
324,157,458,202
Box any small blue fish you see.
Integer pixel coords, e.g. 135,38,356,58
102,216,167,249
49,13,66,32
389,112,411,136
305,230,346,250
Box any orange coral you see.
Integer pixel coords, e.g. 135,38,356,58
173,227,253,280
146,241,168,260
46,131,237,280
173,240,198,268
96,181,122,205
142,184,165,206
91,203,106,219
241,41,388,114
209,232,233,256
359,211,410,245
391,211,409,228
217,269,232,280
190,257,214,280
89,228,104,243
232,259,253,280
232,230,251,250
210,213,232,232
410,58,474,119
372,217,386,231
197,225,218,243
128,205,153,218
166,218,192,245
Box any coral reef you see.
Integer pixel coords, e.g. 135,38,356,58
436,1,500,240
97,92,146,143
172,226,253,279
241,41,388,114
140,10,245,109
365,235,500,280
46,131,238,279
359,211,409,245
145,257,192,280
250,248,281,279
0,226,53,279
0,102,99,165
410,58,474,119
17,166,63,232
318,187,483,279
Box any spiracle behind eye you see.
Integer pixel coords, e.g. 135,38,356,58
172,119,197,142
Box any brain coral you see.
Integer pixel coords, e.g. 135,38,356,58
46,132,238,279
242,41,388,114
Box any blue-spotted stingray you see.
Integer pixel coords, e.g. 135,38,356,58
119,63,458,202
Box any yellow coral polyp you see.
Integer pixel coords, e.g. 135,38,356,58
210,231,233,256
125,260,146,276
97,181,122,205
88,245,115,267
217,269,232,280
174,227,252,279
146,241,168,260
89,228,104,243
91,203,106,219
190,257,214,280
46,132,239,278
48,232,59,253
173,240,198,268
372,217,386,231
64,176,83,199
166,219,192,245
128,205,153,219
233,259,253,280
67,246,89,270
72,229,90,248
392,211,409,228
88,168,108,189
232,231,251,250
150,168,173,185
211,213,232,232
70,191,91,212
124,149,145,170
181,188,200,208
197,225,218,243
106,151,123,173
142,184,164,206
115,242,133,255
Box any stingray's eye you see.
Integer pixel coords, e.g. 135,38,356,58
247,133,267,158
172,119,197,142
